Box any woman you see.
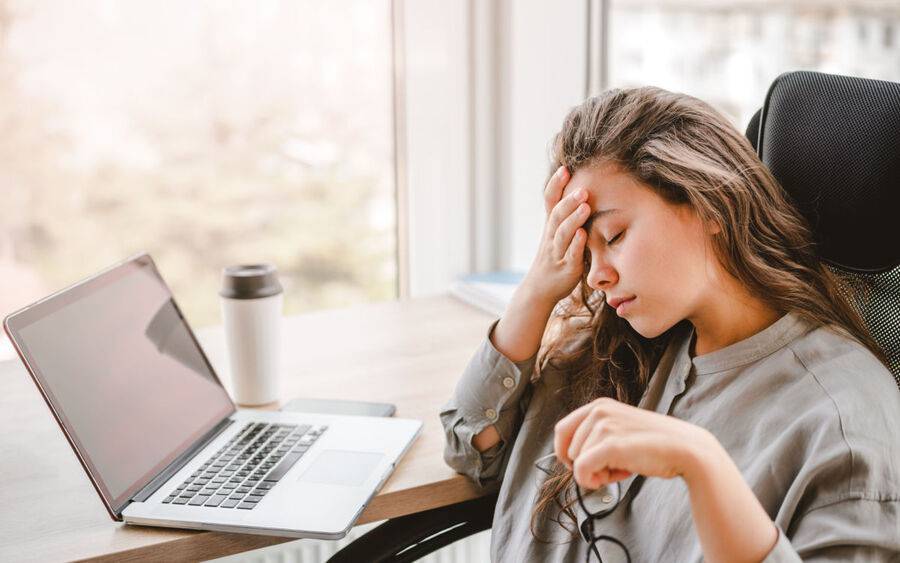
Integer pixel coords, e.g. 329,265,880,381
440,87,900,561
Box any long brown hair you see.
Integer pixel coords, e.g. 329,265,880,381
529,86,885,540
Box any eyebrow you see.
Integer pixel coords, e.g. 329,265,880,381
583,208,619,233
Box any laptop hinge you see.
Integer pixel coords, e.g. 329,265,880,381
130,417,235,503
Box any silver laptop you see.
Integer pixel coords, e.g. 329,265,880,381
3,254,422,539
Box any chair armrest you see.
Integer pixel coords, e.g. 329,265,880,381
327,492,499,563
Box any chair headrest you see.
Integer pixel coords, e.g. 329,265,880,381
746,71,900,273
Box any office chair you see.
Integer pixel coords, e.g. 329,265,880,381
327,70,900,562
745,71,900,382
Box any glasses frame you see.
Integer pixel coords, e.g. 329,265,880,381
534,453,632,563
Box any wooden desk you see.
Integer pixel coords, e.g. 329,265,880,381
0,295,496,562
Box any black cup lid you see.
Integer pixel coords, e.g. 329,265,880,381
219,264,283,299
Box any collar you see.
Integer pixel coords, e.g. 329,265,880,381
689,312,810,375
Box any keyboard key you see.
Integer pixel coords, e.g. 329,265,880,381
221,499,240,508
188,496,210,506
173,498,189,505
237,502,257,510
265,452,303,482
247,494,265,502
205,495,227,507
163,496,176,503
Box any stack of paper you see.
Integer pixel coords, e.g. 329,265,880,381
449,271,524,317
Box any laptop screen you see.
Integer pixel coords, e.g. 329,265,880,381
4,254,235,518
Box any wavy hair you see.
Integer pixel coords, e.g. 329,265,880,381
529,86,886,541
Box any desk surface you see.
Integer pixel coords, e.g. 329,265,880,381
0,295,496,562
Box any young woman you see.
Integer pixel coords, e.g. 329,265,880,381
441,87,900,562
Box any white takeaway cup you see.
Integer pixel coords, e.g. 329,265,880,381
219,264,283,406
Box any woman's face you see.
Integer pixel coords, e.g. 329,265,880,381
560,162,720,338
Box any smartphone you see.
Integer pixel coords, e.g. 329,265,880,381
280,397,396,418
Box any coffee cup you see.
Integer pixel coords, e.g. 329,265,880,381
219,264,283,406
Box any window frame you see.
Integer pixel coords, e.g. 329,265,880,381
395,0,593,296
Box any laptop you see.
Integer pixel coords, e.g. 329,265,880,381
3,253,422,539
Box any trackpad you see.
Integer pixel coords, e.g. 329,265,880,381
298,450,384,487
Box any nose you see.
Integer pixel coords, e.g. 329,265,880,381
586,254,618,291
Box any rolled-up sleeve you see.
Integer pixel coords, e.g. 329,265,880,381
439,318,538,489
762,497,900,562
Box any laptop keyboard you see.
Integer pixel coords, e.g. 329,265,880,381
162,421,327,510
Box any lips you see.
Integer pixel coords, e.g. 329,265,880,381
606,296,636,309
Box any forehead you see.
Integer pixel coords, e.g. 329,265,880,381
561,162,643,205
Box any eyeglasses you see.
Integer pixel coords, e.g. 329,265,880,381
535,453,632,563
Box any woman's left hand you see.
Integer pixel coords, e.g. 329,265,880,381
554,397,716,490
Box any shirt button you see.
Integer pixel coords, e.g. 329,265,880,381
601,494,614,504
502,377,515,389
484,408,498,421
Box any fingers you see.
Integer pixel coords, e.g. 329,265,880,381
565,226,587,263
555,398,619,469
544,166,570,215
554,202,590,259
566,409,603,463
573,441,632,489
548,187,588,233
553,402,594,468
546,193,589,265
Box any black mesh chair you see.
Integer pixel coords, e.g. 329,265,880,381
327,70,900,562
745,71,900,382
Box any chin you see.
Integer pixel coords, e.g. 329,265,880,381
626,316,679,339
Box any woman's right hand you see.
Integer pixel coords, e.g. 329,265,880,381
521,165,591,307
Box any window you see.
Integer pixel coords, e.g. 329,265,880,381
0,0,396,335
607,0,900,128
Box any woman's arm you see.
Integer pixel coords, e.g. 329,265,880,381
555,398,780,563
682,430,779,563
472,283,558,452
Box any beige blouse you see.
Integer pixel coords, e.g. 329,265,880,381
440,312,900,561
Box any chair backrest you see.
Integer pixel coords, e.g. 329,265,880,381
745,70,900,385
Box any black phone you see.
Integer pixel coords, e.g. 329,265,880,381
280,397,396,418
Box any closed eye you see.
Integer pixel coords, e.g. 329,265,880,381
606,231,623,245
